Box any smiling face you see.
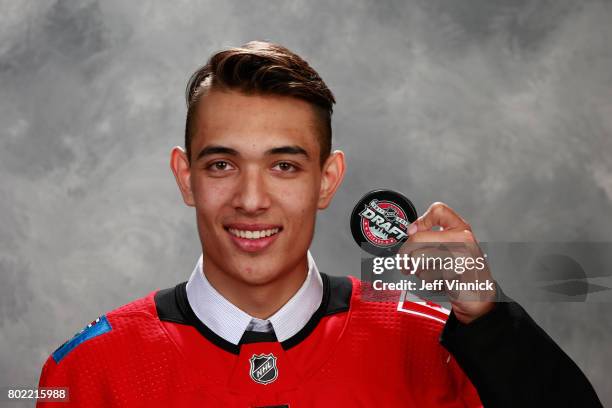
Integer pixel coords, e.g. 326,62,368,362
171,89,345,295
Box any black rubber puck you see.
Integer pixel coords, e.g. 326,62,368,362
350,189,418,256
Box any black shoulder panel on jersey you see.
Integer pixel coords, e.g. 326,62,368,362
323,273,353,316
154,284,186,325
154,273,352,355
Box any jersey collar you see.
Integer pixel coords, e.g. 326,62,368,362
185,251,323,346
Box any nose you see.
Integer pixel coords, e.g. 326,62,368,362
231,166,271,214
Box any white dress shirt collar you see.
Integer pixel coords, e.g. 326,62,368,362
185,251,323,345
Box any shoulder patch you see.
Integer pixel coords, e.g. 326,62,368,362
52,315,112,364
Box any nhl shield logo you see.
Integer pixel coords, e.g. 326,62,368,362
249,353,278,385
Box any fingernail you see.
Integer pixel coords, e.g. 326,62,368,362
408,222,418,236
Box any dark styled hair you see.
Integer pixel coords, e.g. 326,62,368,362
184,41,335,164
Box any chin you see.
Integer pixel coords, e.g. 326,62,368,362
233,266,282,287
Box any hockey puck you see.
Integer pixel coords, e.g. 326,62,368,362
350,189,418,256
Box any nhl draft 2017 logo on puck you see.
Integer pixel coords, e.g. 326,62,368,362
249,353,278,385
350,189,418,256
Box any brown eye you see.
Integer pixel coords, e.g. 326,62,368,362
207,160,234,172
273,162,297,172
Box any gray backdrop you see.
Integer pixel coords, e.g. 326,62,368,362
1,0,611,406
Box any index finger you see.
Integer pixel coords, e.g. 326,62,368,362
409,202,471,234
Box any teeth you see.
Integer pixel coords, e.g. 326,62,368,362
228,228,280,240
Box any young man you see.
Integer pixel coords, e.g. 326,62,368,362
38,41,601,407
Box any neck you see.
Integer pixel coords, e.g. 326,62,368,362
202,255,309,319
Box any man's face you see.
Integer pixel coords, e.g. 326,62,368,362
172,90,344,287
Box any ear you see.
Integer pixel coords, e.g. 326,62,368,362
318,150,346,209
170,146,195,207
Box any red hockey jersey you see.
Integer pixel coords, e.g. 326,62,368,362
38,274,482,407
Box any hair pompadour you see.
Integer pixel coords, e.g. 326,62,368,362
184,40,335,164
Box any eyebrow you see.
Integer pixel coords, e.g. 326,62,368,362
195,145,239,161
265,145,309,159
195,144,310,161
